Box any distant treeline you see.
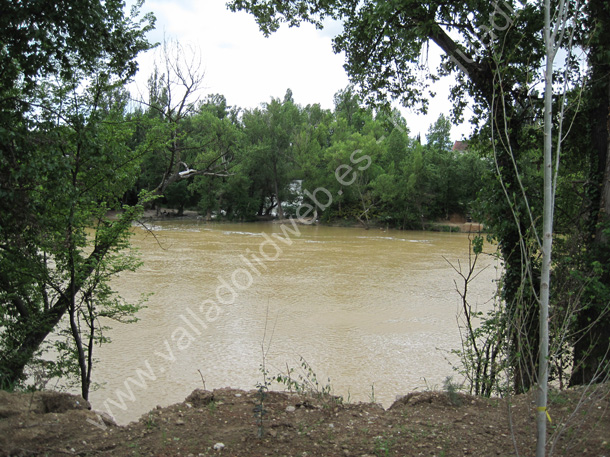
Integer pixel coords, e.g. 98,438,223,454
128,83,486,229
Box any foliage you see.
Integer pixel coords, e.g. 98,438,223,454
130,40,236,215
0,0,155,396
130,84,483,225
6,0,608,419
255,362,270,439
275,356,333,398
447,236,508,397
442,376,463,407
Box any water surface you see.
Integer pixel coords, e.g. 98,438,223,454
89,221,498,424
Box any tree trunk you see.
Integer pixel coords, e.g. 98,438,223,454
570,0,610,386
273,161,284,219
537,2,556,451
596,84,610,245
69,302,89,400
0,302,68,384
570,86,610,385
429,20,541,393
493,129,540,394
0,218,130,386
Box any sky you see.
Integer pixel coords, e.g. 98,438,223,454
129,0,473,142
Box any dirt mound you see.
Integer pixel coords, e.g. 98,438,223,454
0,391,115,457
1,385,608,456
0,390,89,418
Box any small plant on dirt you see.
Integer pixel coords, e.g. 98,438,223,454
443,376,463,406
373,433,395,457
126,441,141,457
197,369,206,390
254,307,275,439
254,364,270,439
145,413,157,429
275,356,333,399
421,377,438,392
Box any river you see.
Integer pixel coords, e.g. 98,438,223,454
87,220,499,424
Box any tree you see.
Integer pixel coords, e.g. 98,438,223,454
0,0,154,391
334,86,369,132
186,109,246,220
426,114,452,153
242,91,301,219
425,114,458,219
134,40,234,213
536,0,572,452
566,0,610,387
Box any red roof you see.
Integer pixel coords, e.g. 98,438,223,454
452,141,469,151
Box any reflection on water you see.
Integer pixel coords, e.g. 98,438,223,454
87,221,498,424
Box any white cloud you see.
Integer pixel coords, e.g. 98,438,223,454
130,0,472,141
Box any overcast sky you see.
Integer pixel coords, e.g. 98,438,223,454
130,0,472,142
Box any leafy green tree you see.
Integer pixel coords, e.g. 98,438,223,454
401,143,432,228
0,0,154,391
185,109,245,219
383,120,410,170
318,123,382,225
333,86,370,132
242,91,301,219
426,114,453,154
536,0,610,388
134,40,234,214
424,114,483,219
199,93,231,120
453,149,486,216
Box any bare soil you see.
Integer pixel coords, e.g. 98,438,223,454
1,385,608,457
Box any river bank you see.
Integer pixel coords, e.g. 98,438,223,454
1,384,608,456
135,209,485,233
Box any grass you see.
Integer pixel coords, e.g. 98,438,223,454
425,223,462,233
548,388,569,406
369,383,377,403
373,433,396,457
144,413,157,429
275,356,334,399
443,376,463,406
126,441,141,457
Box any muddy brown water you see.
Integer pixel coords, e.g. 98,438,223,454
86,220,499,424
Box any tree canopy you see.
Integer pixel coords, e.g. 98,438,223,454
0,0,155,395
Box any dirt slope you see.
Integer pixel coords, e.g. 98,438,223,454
1,385,608,457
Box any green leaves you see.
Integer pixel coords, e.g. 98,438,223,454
472,235,484,255
0,0,153,392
